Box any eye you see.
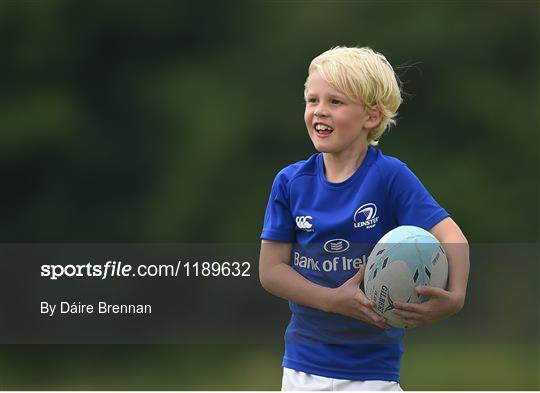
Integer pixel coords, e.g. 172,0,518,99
305,97,317,104
331,99,343,105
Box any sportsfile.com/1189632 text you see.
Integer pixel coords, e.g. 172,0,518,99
40,260,252,280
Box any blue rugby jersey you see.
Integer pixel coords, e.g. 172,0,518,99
260,146,449,381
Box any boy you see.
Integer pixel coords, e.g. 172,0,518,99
259,47,469,391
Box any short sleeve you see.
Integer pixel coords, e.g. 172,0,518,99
260,172,296,243
387,163,449,231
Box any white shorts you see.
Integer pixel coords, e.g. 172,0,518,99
281,367,403,391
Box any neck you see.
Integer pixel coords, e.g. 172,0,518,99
322,145,369,183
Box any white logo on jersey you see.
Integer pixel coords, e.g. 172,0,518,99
353,203,379,229
323,239,350,253
295,216,314,232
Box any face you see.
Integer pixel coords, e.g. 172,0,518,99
304,71,374,156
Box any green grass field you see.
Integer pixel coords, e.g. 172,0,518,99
0,343,538,390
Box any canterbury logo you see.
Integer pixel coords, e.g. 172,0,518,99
295,216,313,231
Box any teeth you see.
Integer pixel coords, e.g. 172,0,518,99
315,124,334,131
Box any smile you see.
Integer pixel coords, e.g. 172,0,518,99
314,123,334,137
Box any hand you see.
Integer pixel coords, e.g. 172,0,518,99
327,266,390,329
392,286,465,327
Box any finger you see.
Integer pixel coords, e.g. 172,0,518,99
354,291,375,309
360,304,382,321
355,303,386,326
393,301,424,312
349,265,366,284
355,312,379,326
359,315,388,330
401,318,422,328
416,285,446,298
377,317,392,329
392,308,421,320
364,315,390,330
365,309,389,328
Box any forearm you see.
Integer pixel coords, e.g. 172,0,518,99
430,217,470,311
260,262,334,312
259,242,334,312
443,238,470,308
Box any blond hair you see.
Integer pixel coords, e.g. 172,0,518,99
305,46,403,146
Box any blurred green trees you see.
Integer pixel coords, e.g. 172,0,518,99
1,1,537,242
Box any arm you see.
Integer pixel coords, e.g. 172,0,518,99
259,240,333,311
430,216,470,308
393,217,470,326
259,240,389,329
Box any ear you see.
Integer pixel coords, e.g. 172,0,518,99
364,105,383,130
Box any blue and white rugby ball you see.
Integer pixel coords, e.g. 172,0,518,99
364,225,448,328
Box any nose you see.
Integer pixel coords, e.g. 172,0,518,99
314,104,328,118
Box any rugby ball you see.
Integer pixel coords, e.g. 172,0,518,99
363,225,448,328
